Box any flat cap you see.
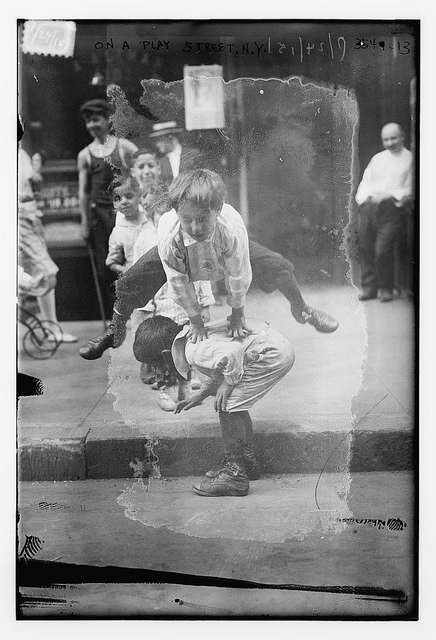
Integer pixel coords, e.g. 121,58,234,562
80,99,108,118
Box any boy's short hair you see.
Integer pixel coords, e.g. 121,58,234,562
80,99,108,119
133,315,182,363
131,147,160,166
113,177,141,199
167,169,227,212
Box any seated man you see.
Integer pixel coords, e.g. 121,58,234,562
132,315,295,497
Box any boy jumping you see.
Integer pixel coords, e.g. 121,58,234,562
79,169,338,360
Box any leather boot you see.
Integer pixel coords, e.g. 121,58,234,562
291,305,339,333
196,410,249,496
205,453,260,481
193,460,249,497
206,410,260,480
78,312,127,360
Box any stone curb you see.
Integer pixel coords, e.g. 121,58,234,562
18,422,414,481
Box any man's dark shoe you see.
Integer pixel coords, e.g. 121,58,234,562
292,305,339,333
79,327,115,360
194,461,249,497
358,289,378,301
379,289,394,302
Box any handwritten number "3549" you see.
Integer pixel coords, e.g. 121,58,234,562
354,37,411,55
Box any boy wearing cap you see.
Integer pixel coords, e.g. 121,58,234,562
133,314,295,496
77,99,138,312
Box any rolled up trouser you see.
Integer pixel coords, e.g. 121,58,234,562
114,240,300,318
224,324,295,413
248,240,295,293
114,245,167,317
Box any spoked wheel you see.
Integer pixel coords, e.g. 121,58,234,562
33,320,63,342
22,321,61,360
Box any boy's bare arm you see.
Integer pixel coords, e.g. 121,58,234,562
174,377,222,413
174,359,228,413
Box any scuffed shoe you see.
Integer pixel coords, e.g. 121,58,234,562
292,305,339,333
157,387,177,412
79,327,115,360
140,362,155,384
379,289,394,302
194,461,249,497
78,315,127,360
206,448,260,481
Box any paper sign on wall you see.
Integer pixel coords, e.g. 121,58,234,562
183,65,225,130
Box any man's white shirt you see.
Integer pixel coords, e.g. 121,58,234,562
355,147,413,206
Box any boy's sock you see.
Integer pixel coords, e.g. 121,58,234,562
219,409,247,461
241,412,261,480
206,411,260,480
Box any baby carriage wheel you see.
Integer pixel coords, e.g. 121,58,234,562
22,321,61,360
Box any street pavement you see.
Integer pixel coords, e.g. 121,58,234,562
16,283,416,619
17,471,415,618
17,283,415,481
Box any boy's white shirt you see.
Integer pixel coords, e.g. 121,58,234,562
157,203,252,317
132,216,215,319
105,211,146,270
355,147,413,206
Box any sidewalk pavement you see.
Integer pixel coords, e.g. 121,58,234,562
18,471,415,617
17,284,415,481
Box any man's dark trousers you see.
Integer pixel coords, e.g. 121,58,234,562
358,198,407,293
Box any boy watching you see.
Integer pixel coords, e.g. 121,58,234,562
105,178,145,276
77,99,138,313
129,147,163,192
133,315,295,497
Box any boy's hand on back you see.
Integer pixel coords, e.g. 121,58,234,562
227,307,252,340
187,315,208,343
